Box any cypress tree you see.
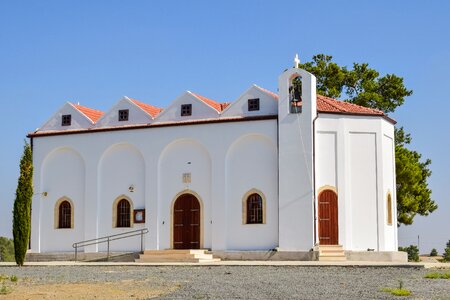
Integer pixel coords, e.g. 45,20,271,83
12,141,33,266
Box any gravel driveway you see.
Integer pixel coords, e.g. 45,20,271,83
0,265,449,299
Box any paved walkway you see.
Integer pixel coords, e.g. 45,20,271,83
1,260,449,268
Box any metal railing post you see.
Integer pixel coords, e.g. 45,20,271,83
140,230,144,253
107,237,110,261
74,244,78,262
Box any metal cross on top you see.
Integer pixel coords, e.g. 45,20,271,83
294,54,300,68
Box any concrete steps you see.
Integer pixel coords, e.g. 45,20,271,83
136,249,221,263
316,245,346,261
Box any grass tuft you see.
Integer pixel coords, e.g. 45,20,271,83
10,275,18,282
0,284,12,295
424,272,450,279
381,287,412,296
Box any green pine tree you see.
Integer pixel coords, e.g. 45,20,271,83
430,248,438,257
12,141,33,266
443,240,450,262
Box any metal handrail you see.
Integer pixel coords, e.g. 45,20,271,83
72,228,149,261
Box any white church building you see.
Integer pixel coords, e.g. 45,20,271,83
28,60,401,260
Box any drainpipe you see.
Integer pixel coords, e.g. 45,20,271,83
312,114,319,247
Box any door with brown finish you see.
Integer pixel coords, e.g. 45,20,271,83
318,190,339,245
173,194,201,249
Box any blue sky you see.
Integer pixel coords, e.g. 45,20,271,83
0,0,449,253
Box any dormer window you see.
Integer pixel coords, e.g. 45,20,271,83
61,114,71,126
181,104,192,116
118,109,129,121
248,98,260,111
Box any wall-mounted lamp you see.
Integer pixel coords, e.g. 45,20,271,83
129,185,135,193
42,192,48,197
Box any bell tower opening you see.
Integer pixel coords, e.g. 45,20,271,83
289,76,302,113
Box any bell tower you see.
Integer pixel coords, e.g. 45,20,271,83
278,55,317,250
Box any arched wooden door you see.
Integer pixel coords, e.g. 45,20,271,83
318,190,339,245
173,194,200,249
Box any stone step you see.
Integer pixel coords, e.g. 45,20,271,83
137,249,220,263
143,249,207,255
316,245,346,261
318,255,347,261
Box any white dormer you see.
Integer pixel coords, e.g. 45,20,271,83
154,91,222,123
221,85,278,118
37,102,103,132
94,96,162,128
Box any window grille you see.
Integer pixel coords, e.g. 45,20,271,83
181,104,192,116
58,201,72,228
118,109,129,121
248,98,260,111
61,114,72,126
246,193,263,224
117,199,131,227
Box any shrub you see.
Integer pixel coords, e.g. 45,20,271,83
381,280,411,297
381,288,411,296
443,240,450,262
430,248,438,257
424,272,450,279
398,245,420,262
0,237,14,262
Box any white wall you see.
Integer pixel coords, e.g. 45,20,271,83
221,85,278,118
278,68,316,251
97,143,145,251
39,148,85,252
158,139,212,249
225,134,278,250
155,92,219,123
31,119,278,252
94,97,153,127
348,132,378,250
39,103,93,132
314,115,398,251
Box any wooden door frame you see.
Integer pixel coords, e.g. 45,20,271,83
317,187,339,245
170,190,204,249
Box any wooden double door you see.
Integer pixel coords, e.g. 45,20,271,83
173,194,201,249
318,190,339,245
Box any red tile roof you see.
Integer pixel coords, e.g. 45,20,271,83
191,92,228,112
316,95,385,116
257,88,388,118
72,104,104,123
129,98,163,118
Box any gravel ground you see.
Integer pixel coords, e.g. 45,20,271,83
0,265,449,299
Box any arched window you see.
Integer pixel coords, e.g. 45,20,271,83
117,199,131,227
387,193,393,225
58,201,72,229
246,193,263,224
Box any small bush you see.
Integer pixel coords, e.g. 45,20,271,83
430,248,438,256
381,288,411,296
425,272,450,279
0,275,9,282
10,275,18,282
398,245,420,262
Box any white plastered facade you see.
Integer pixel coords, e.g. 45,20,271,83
30,66,398,253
